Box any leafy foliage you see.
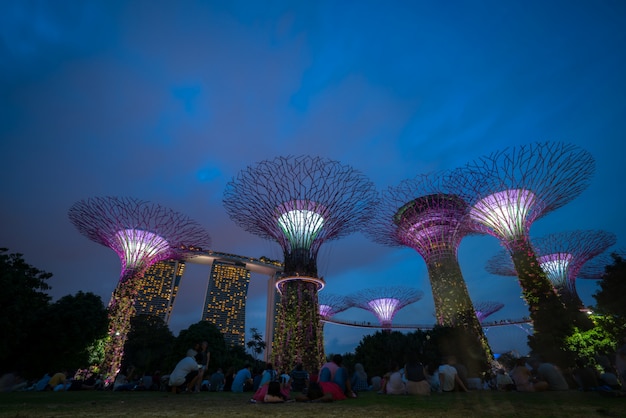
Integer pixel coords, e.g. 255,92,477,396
593,253,626,340
565,315,619,366
246,327,266,360
0,249,52,373
122,315,175,375
38,291,108,372
166,320,253,374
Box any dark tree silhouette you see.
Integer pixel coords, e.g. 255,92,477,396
0,249,52,373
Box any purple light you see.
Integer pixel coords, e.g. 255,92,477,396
367,298,400,324
114,229,169,272
470,189,541,240
319,304,333,318
392,194,469,260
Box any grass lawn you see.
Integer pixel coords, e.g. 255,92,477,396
0,389,624,418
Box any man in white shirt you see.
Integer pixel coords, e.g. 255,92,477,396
438,356,469,392
168,349,201,393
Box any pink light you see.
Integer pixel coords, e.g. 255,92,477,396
319,304,333,318
470,189,541,239
368,298,400,324
114,229,169,270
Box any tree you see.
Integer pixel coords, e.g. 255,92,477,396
35,291,108,373
246,328,266,360
566,252,626,363
593,253,626,338
0,249,51,372
123,315,175,375
166,321,249,373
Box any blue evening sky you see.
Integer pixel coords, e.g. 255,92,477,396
2,0,625,356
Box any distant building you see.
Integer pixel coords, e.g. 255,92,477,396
202,260,251,347
136,260,185,324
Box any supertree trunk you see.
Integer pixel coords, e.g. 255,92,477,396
426,250,492,374
101,274,143,383
272,280,325,373
508,237,575,364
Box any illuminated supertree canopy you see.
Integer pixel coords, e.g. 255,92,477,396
365,172,492,367
223,155,377,372
68,196,211,383
474,301,505,323
487,230,616,311
318,293,351,320
348,286,423,329
450,142,595,364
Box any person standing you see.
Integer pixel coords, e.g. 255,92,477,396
194,341,210,392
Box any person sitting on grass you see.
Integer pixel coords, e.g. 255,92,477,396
295,381,347,402
263,381,288,403
438,356,469,393
319,354,357,398
252,363,290,403
168,349,202,394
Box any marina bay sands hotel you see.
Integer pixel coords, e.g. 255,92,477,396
134,250,283,351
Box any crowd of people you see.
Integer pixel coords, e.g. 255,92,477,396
3,338,625,404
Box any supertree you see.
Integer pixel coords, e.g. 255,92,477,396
348,286,423,330
487,230,616,319
318,293,351,321
318,293,352,333
223,155,377,372
68,196,211,382
474,301,505,323
451,142,595,365
579,250,625,279
365,172,493,368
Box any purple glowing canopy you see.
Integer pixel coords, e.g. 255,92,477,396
366,172,475,261
348,286,423,327
486,230,616,293
473,301,505,323
318,293,351,320
68,196,212,281
450,142,595,245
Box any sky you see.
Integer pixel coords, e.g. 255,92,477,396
2,0,625,358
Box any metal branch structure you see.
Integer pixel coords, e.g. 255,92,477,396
474,301,505,323
318,293,352,320
68,196,211,383
579,250,625,279
223,155,377,372
487,230,616,312
450,142,595,364
318,292,352,335
348,286,423,330
365,172,493,366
